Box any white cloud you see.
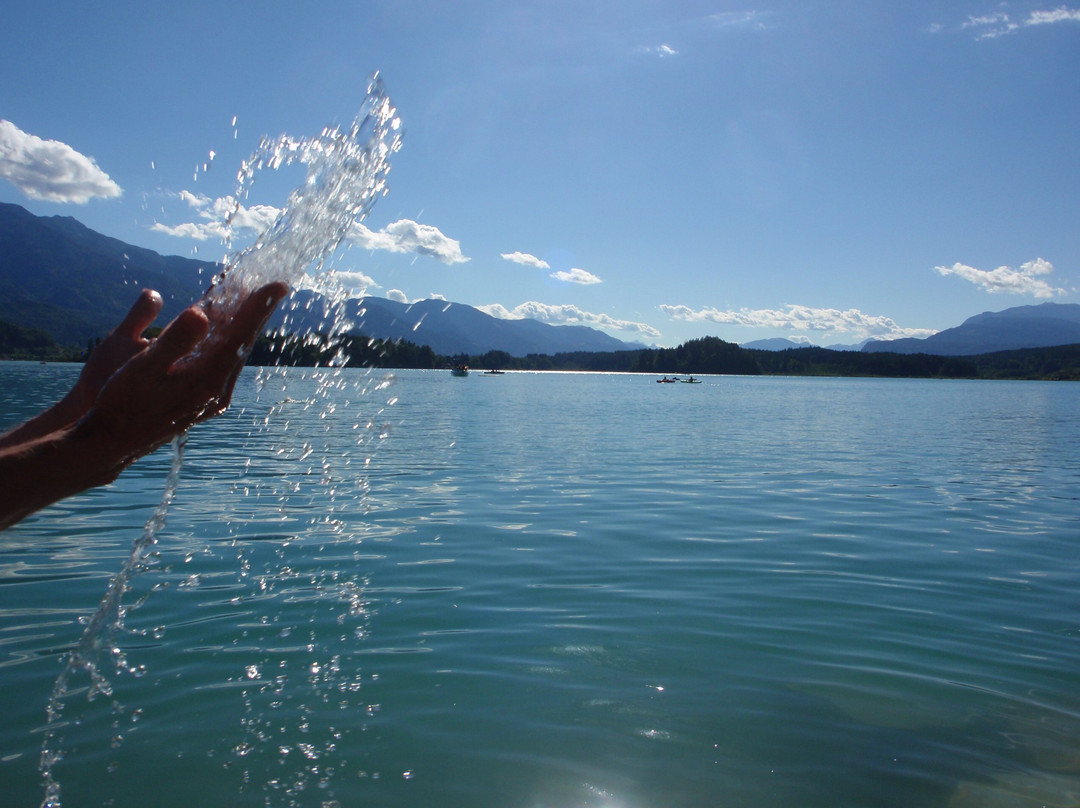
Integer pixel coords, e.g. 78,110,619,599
150,220,226,240
500,251,550,269
332,270,377,292
0,119,121,203
347,219,468,265
962,11,1019,38
708,11,769,29
633,10,768,59
660,304,935,339
933,257,1065,298
229,202,281,234
960,6,1080,38
1026,7,1080,25
153,197,467,268
293,268,377,297
151,191,282,241
382,289,449,304
550,267,602,285
639,43,679,57
179,189,206,208
478,301,661,337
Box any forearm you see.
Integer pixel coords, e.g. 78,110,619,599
0,424,122,531
0,384,95,450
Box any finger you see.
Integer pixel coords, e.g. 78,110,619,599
145,307,209,372
116,289,164,341
214,356,248,414
215,282,290,358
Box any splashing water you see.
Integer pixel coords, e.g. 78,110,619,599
39,436,188,808
39,76,403,808
212,75,400,306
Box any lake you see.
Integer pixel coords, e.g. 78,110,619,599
2,362,1079,808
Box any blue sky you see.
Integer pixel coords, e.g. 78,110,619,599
1,1,1077,347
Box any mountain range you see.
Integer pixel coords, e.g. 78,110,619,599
0,203,213,346
2,202,1078,358
741,304,1080,356
0,203,638,356
272,291,641,357
741,337,871,352
861,303,1080,355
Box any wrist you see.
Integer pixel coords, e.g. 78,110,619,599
68,412,130,488
0,425,117,530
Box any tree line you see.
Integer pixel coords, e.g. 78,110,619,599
243,332,1080,381
3,320,1078,381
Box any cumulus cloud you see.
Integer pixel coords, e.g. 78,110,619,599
293,268,377,297
154,198,468,268
639,43,679,57
960,6,1080,38
500,251,550,270
660,304,935,340
551,267,602,285
478,301,661,337
149,220,223,240
0,119,121,203
381,289,450,305
331,270,377,292
229,202,282,234
346,219,468,264
933,257,1065,298
151,191,281,241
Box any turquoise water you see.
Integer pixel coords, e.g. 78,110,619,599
2,362,1079,807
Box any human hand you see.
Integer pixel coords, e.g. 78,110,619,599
0,290,167,449
72,289,164,412
0,283,288,530
75,282,289,470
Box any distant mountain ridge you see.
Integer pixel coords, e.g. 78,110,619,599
863,302,1080,355
742,305,1080,356
0,203,639,356
3,204,1078,358
740,337,811,351
0,202,215,345
271,292,639,357
739,337,868,352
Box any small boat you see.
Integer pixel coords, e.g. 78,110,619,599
451,364,469,377
657,376,678,383
483,369,505,375
680,376,701,384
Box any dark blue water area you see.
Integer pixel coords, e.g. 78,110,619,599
2,364,1079,807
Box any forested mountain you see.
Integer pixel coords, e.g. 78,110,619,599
863,302,1080,355
0,204,639,355
2,204,1078,380
0,203,213,346
270,291,640,357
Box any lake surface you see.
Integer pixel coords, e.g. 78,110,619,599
2,363,1079,808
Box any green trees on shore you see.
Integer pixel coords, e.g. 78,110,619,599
240,331,1080,381
4,319,1078,381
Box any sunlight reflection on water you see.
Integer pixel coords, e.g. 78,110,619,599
2,369,1079,807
